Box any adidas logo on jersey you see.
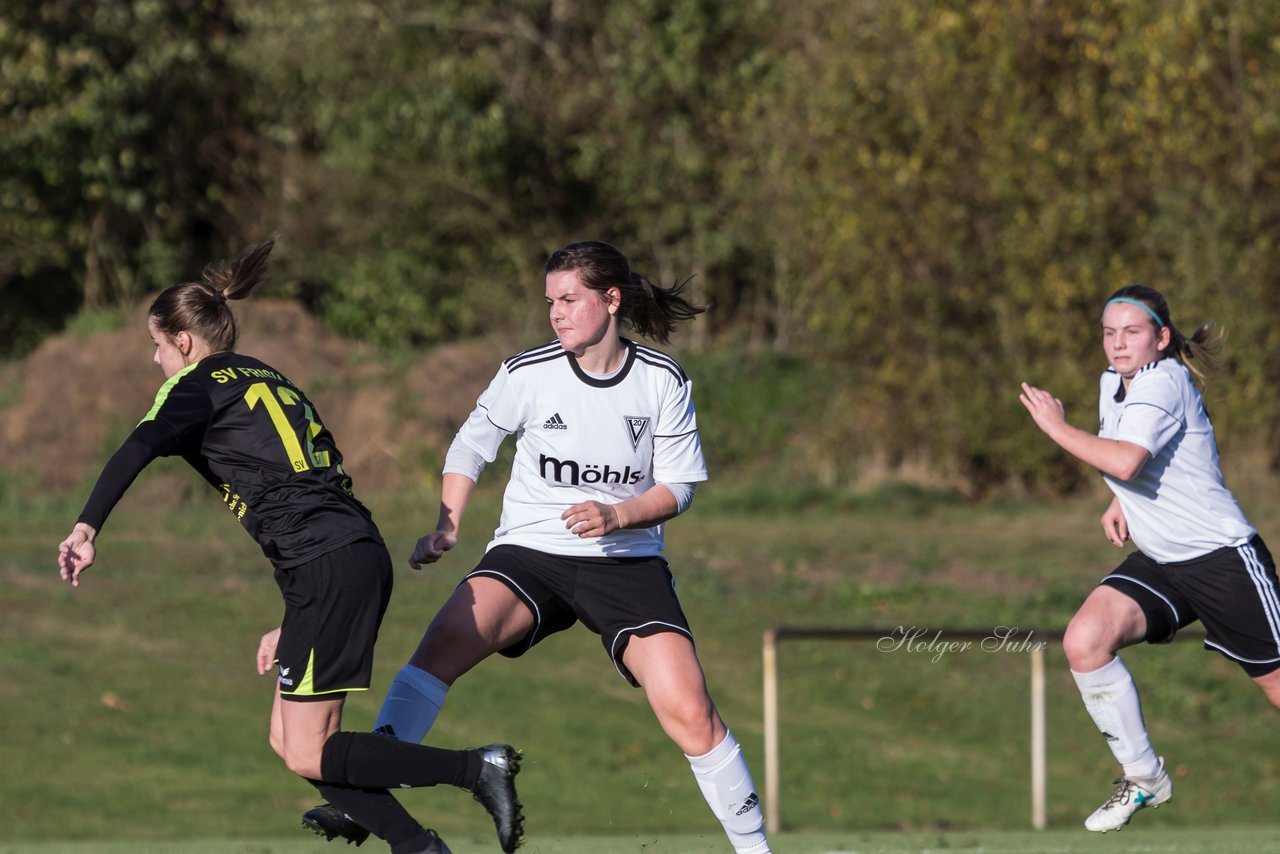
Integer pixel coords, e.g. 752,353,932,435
543,413,568,430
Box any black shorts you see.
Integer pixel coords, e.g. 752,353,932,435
1101,535,1280,677
273,539,393,702
465,544,694,687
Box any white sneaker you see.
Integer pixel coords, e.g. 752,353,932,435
1084,758,1173,832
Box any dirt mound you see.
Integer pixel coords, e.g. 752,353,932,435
0,300,503,496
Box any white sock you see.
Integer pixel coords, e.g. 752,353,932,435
685,731,770,854
1071,656,1161,779
373,664,449,743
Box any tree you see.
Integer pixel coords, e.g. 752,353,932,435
0,0,266,356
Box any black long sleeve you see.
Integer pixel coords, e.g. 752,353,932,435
77,420,181,532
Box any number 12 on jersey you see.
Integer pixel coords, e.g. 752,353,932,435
243,382,331,472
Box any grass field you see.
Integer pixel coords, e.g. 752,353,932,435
6,827,1280,853
5,475,1280,850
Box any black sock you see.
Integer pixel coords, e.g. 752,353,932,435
307,779,422,846
390,830,445,854
321,731,481,790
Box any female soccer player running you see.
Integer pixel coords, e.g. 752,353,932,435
56,239,522,854
310,240,771,853
1020,284,1280,832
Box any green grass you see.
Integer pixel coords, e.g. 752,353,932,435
5,480,1280,845
6,827,1280,853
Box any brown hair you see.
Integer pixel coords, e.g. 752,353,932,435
149,238,275,353
545,241,704,344
1103,283,1221,382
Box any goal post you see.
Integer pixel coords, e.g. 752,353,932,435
761,626,1063,832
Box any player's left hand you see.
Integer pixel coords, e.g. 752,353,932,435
1101,497,1130,547
256,627,281,676
563,500,622,538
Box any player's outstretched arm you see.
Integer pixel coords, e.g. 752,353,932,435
64,427,173,589
1019,382,1150,480
57,522,98,588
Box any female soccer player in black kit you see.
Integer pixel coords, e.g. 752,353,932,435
56,239,523,854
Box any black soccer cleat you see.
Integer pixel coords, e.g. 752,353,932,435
471,744,525,853
302,803,371,847
406,828,453,854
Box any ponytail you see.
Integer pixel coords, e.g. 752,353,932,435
624,270,704,344
150,238,276,353
545,241,705,344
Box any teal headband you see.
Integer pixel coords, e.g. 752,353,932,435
1106,297,1165,328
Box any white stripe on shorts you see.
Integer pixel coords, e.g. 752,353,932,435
609,620,694,682
1103,572,1181,625
465,569,543,653
1239,542,1280,653
1203,639,1280,665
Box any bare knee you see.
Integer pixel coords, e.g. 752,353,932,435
1062,613,1120,672
653,691,723,755
1063,588,1146,672
662,691,716,732
281,744,323,780
274,695,342,781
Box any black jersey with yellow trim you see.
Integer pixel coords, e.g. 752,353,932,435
78,352,381,569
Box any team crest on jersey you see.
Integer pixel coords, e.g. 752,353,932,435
624,416,650,450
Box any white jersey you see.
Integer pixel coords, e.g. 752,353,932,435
448,338,708,557
1098,358,1254,563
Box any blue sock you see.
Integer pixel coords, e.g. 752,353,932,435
374,664,449,743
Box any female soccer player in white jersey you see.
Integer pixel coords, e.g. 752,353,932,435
307,240,771,853
1020,284,1280,833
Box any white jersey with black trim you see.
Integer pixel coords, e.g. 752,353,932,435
448,338,708,557
1098,358,1254,563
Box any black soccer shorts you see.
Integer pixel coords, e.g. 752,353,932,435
1101,535,1280,677
273,538,393,701
465,543,695,686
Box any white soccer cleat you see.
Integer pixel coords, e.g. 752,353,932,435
1084,758,1172,832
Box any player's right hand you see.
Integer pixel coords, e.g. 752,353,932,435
57,523,98,588
409,531,458,569
256,627,281,676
